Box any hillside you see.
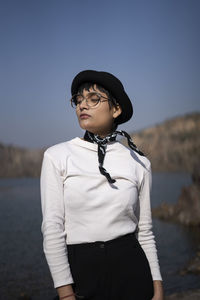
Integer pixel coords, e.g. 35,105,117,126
0,143,44,178
0,112,199,178
128,112,200,172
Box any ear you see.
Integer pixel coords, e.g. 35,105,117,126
112,104,122,119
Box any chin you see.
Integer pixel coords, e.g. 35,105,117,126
79,123,93,132
80,125,100,135
78,119,94,131
78,120,111,135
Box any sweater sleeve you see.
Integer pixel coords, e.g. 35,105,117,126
40,151,74,288
137,163,162,281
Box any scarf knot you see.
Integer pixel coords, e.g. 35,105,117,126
84,130,144,184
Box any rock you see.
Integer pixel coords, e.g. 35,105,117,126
152,164,200,226
175,184,200,226
153,166,200,276
165,289,200,300
180,245,200,275
192,163,200,185
152,202,176,221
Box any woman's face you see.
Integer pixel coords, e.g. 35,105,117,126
76,84,122,136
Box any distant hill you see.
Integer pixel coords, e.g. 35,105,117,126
0,144,45,178
0,112,199,178
127,111,200,172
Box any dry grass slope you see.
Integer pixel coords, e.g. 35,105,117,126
128,112,200,172
0,143,45,178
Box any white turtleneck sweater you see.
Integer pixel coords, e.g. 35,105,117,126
40,137,162,288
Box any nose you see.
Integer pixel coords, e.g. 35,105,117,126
79,98,89,110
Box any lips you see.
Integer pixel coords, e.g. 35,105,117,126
80,114,91,119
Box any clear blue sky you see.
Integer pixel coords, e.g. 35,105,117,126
0,0,199,149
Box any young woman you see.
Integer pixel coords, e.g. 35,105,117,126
40,70,164,300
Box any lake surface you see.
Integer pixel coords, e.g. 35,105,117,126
0,173,200,299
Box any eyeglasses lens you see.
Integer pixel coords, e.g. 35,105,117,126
72,92,101,108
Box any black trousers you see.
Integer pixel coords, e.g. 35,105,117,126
66,232,154,300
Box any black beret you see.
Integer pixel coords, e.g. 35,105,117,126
71,70,133,125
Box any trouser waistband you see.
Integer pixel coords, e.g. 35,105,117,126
67,231,136,250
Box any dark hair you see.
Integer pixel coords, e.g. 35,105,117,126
77,82,119,131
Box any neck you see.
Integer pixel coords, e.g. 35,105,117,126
88,129,114,138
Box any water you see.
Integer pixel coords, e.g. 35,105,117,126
0,173,199,299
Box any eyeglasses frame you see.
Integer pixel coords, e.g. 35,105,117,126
70,92,116,109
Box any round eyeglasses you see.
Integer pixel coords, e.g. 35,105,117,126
70,92,110,109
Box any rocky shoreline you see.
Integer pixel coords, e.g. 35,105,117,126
179,244,200,276
153,164,200,283
153,163,200,227
14,288,200,300
15,288,200,300
152,182,200,226
165,289,200,300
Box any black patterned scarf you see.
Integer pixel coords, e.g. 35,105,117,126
83,130,144,184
